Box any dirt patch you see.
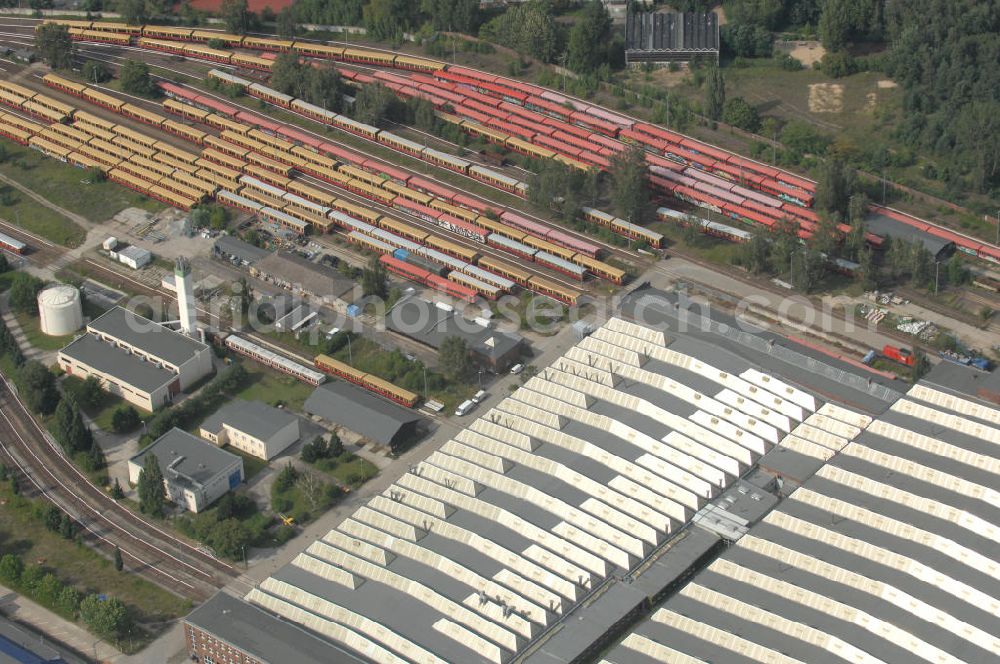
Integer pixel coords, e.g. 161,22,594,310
788,40,825,67
808,83,844,113
713,6,728,26
646,67,690,88
876,79,898,89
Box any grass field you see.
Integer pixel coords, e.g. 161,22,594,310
0,485,191,642
0,138,163,227
12,311,74,352
61,374,138,433
319,454,379,488
233,363,315,413
0,181,86,248
221,444,269,481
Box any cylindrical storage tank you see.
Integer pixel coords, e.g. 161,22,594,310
38,284,83,336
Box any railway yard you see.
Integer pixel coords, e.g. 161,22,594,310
0,14,998,664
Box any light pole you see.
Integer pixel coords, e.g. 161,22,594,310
422,365,428,399
935,261,940,295
346,334,352,364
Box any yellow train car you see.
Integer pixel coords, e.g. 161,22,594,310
378,216,429,244
340,47,395,67
203,113,251,134
141,25,195,40
332,199,382,225
242,163,292,188
291,42,344,59
42,19,93,30
473,215,527,242
528,275,580,306
0,80,36,99
197,168,240,193
290,145,337,171
42,73,87,96
339,164,385,188
32,92,76,117
286,179,337,207
131,155,176,179
120,103,167,127
426,235,481,264
554,154,591,172
153,151,199,175
350,180,394,206
382,179,432,206
148,184,198,211
203,134,250,160
67,151,103,170
111,135,158,160
393,55,443,72
76,29,131,45
506,136,557,160
46,123,90,145
153,141,200,165
522,234,576,261
77,144,121,169
245,151,293,177
38,129,81,152
21,101,69,124
476,256,532,287
571,254,626,285
247,129,295,153
157,176,205,203
72,110,116,132
191,30,244,46
112,124,159,148
2,113,43,135
90,22,143,35
171,169,219,197
241,188,286,210
241,36,294,52
162,98,211,123
108,168,152,192
429,199,478,224
461,121,509,144
230,53,273,71
200,147,248,173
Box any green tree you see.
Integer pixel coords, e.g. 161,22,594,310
77,375,104,412
857,246,877,289
111,405,141,434
361,254,388,299
353,83,404,127
910,349,930,384
566,0,612,74
300,436,330,463
722,97,761,132
56,586,80,616
111,477,125,499
119,0,148,25
0,554,23,585
363,0,413,40
815,158,857,218
119,60,155,97
17,361,59,416
59,514,74,539
0,253,8,274
420,0,478,32
113,546,123,572
725,0,786,29
82,60,111,84
275,5,298,38
479,2,559,62
438,336,471,383
328,430,344,457
945,254,969,286
737,225,771,274
79,594,130,640
790,248,827,293
136,453,166,517
704,65,726,121
810,214,841,257
608,145,652,226
222,0,254,34
205,518,251,560
34,24,74,70
9,272,44,314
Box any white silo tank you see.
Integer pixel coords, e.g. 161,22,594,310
38,284,83,336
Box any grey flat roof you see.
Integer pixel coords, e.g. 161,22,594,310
185,592,370,664
866,213,953,258
386,298,524,362
253,251,356,299
60,332,176,393
87,306,207,367
131,428,241,489
214,235,271,264
303,381,422,446
200,399,298,441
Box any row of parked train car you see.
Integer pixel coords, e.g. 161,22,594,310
45,20,442,71
351,66,821,240
0,79,212,210
37,73,590,303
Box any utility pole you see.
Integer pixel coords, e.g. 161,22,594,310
346,334,352,364
422,366,428,398
935,261,940,295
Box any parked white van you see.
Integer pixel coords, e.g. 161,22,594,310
455,399,475,416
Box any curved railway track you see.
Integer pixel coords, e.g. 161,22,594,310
0,371,239,601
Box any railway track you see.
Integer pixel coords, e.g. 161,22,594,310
0,371,238,601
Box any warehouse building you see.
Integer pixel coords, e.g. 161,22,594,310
213,235,271,267
199,399,300,461
187,314,856,663
57,307,213,411
128,428,244,513
304,380,423,450
625,10,719,66
250,251,356,313
386,297,526,373
601,379,1000,664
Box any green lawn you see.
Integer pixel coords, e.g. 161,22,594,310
61,374,148,433
0,137,163,227
0,485,191,646
233,363,315,412
221,444,269,481
318,454,379,488
0,182,85,248
13,311,75,352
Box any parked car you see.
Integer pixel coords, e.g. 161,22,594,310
454,399,475,416
510,363,524,375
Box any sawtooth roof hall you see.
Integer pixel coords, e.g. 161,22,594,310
188,313,882,664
